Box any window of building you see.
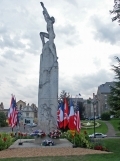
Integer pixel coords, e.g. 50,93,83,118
20,104,22,110
26,112,29,117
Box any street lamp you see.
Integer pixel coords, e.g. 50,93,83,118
93,93,97,138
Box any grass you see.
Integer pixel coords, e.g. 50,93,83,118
0,138,120,161
109,118,120,136
81,120,108,135
109,118,120,131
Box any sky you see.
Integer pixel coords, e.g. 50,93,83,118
0,0,120,109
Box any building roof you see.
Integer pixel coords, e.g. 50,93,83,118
97,82,115,94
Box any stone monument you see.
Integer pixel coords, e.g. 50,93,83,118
38,2,58,134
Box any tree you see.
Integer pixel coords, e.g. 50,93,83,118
77,101,85,120
0,112,7,127
101,112,110,121
108,57,120,116
110,0,120,25
58,90,70,103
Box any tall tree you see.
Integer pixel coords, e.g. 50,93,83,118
77,101,85,119
108,57,120,116
0,112,7,127
58,90,70,102
110,0,120,25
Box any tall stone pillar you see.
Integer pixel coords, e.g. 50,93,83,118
38,2,58,134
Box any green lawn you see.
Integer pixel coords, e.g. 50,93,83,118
109,118,120,136
0,138,120,161
109,118,120,131
81,120,108,135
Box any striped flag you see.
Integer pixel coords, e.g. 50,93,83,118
57,103,60,128
68,99,75,130
74,105,81,133
63,98,69,128
8,95,18,128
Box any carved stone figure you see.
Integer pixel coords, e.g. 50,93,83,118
40,2,57,63
38,2,58,134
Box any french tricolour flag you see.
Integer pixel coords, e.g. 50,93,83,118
59,101,64,128
68,99,75,130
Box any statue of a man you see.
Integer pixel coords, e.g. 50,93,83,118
40,2,57,62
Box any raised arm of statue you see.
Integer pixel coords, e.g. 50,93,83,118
40,2,50,19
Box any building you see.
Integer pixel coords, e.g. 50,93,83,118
97,82,114,116
0,102,9,117
16,101,38,124
0,102,4,110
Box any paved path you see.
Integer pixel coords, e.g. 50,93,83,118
104,121,116,136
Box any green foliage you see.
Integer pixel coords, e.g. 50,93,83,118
87,99,91,104
65,130,91,148
93,141,109,151
0,132,14,151
58,90,70,102
109,119,120,131
0,112,7,127
108,57,120,115
101,112,110,121
118,121,120,131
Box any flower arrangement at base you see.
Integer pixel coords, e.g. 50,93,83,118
93,142,109,152
48,129,61,139
17,131,28,138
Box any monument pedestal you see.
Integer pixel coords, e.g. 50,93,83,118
34,136,60,145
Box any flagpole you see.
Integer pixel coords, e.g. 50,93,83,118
73,95,76,148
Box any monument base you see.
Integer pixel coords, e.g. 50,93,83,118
34,136,61,145
18,142,23,145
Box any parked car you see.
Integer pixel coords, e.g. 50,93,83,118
89,117,94,120
26,123,37,127
42,139,54,146
89,133,107,138
30,130,45,137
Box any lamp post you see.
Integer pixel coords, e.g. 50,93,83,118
93,93,97,138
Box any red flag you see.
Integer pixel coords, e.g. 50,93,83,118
74,106,81,133
57,102,64,129
63,98,69,128
68,99,75,130
8,95,18,128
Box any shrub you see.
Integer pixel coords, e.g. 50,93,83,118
118,121,120,131
0,112,7,127
101,112,110,120
93,141,109,152
0,132,14,151
65,130,91,148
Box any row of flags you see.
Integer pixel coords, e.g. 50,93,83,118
7,95,81,133
8,95,18,128
57,98,81,133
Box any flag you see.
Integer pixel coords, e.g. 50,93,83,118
59,101,64,128
8,95,18,128
57,103,61,128
68,99,75,130
74,105,81,133
63,98,69,128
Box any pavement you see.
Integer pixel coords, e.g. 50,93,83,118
9,138,73,148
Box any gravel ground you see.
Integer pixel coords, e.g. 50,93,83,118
0,147,110,158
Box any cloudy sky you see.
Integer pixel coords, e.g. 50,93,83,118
0,0,120,108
